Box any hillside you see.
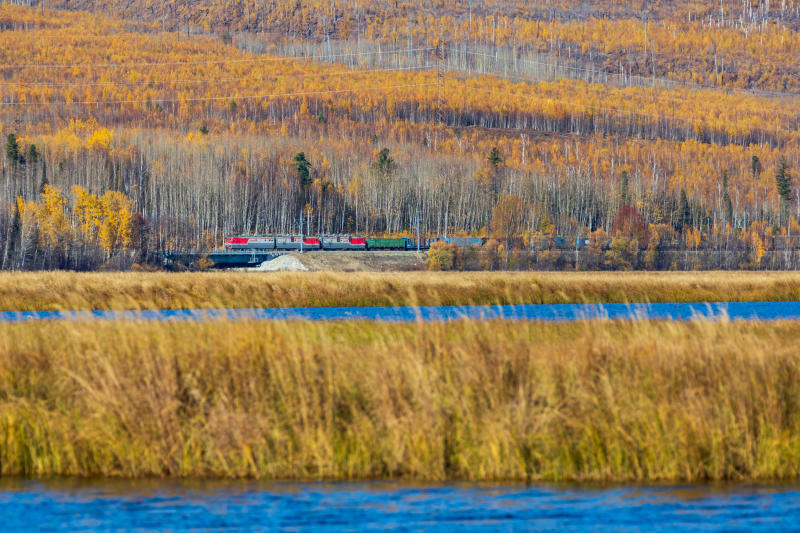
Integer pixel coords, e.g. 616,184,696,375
0,2,798,270
47,0,800,92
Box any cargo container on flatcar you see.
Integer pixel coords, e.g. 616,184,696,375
441,237,484,248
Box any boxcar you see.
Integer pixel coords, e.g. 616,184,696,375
365,237,410,250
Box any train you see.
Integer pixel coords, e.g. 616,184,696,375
223,234,429,251
223,234,626,253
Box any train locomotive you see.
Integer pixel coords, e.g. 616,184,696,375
222,235,434,251
224,234,367,251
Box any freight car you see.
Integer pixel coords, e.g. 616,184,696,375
364,237,412,250
440,237,484,248
531,236,569,251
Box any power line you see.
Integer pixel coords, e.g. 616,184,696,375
0,81,437,107
0,50,791,142
1,69,792,141
0,46,435,70
0,64,435,88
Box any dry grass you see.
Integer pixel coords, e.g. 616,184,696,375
2,271,800,310
1,318,800,481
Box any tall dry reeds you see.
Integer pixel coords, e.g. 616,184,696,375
1,318,799,481
1,271,800,311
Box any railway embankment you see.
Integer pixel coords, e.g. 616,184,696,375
281,251,426,272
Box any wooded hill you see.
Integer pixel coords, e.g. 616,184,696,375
42,0,800,92
0,3,798,270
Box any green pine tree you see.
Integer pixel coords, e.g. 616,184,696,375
372,148,397,177
721,170,732,223
722,190,733,224
294,152,312,189
39,173,49,194
619,171,629,204
487,146,503,167
5,197,21,268
776,157,792,204
679,189,691,229
27,143,39,164
6,133,18,164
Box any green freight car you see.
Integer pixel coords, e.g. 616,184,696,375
365,237,410,250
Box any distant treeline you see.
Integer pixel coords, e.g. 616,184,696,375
1,125,798,271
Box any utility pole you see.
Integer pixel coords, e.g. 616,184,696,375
300,209,304,253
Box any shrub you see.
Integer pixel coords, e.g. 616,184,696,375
426,241,455,271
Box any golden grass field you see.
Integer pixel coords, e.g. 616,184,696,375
2,271,800,310
2,318,800,482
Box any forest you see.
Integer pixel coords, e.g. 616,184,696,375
0,1,798,270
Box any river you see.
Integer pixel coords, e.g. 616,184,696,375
1,479,796,531
3,301,800,322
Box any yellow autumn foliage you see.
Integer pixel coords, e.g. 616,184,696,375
87,128,113,151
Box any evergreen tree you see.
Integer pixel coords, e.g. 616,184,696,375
776,157,792,204
4,198,21,269
619,170,629,204
372,148,397,177
486,147,505,203
6,133,18,164
721,170,733,223
294,152,312,189
27,143,39,164
679,189,691,229
487,146,503,167
722,190,733,224
751,155,762,179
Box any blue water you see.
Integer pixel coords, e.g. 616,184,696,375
3,301,800,323
0,480,797,532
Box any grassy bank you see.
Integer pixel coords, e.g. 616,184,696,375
1,318,800,481
2,271,800,310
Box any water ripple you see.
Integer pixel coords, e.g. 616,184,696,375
0,480,798,532
3,301,800,323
